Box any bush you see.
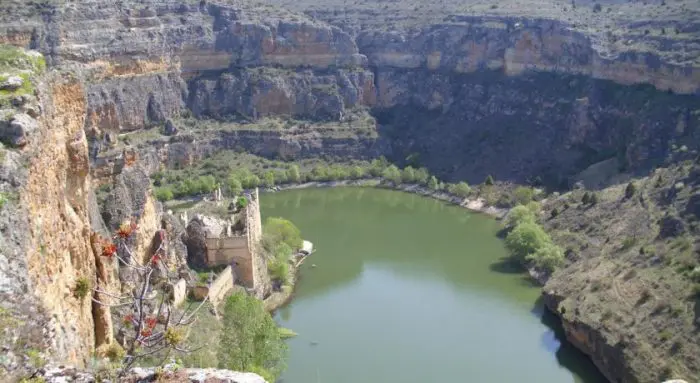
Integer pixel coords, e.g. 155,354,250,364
262,171,275,188
367,157,388,177
236,196,248,210
286,165,301,183
227,176,243,196
73,277,90,299
267,258,289,285
427,176,439,190
414,168,430,185
505,221,552,262
625,182,636,199
505,205,536,228
349,165,366,179
154,187,174,202
217,293,288,381
447,182,471,198
263,218,302,250
381,165,402,184
526,243,565,272
513,186,535,205
401,166,417,183
484,175,494,186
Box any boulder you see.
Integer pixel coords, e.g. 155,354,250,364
163,118,178,136
0,113,38,147
0,75,23,91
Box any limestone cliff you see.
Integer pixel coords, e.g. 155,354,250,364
0,59,97,378
1,0,700,381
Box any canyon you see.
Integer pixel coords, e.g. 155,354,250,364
0,0,699,381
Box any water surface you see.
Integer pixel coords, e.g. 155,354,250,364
260,187,606,383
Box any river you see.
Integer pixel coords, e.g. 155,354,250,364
260,187,607,383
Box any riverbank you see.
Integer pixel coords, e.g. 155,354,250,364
263,254,307,312
263,179,508,219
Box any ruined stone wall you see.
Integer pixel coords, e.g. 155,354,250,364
206,266,235,307
247,188,270,298
202,189,267,295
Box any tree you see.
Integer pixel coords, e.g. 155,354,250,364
381,165,402,185
504,221,552,261
401,166,417,184
154,187,174,202
484,175,495,186
448,182,471,198
92,219,205,376
368,157,389,177
262,171,275,188
310,165,329,181
581,192,591,204
505,205,536,228
624,182,636,199
227,176,243,196
414,168,430,185
242,174,261,189
513,186,535,205
349,165,366,179
263,217,302,250
428,176,439,191
198,175,217,194
286,165,301,183
217,293,288,381
526,243,565,272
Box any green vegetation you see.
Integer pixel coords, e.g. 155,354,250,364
447,182,471,198
217,293,288,382
262,218,302,287
278,327,298,339
0,45,45,107
73,277,90,300
504,204,564,272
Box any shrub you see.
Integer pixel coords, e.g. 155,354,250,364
227,176,243,196
550,207,559,218
236,196,248,210
263,217,302,250
414,168,430,185
625,182,636,199
349,165,366,179
427,176,439,191
217,293,288,381
484,175,494,186
286,165,301,183
526,243,565,272
381,165,402,184
505,221,552,262
267,258,289,285
581,192,591,204
154,187,174,202
589,192,599,205
401,166,417,183
447,182,471,198
262,171,275,188
73,277,91,300
368,157,389,177
513,186,535,205
505,205,536,228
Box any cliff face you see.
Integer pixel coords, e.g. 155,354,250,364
1,0,700,381
0,66,97,377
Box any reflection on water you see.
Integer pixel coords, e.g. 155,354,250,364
262,187,607,383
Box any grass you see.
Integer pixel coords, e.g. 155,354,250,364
0,44,45,107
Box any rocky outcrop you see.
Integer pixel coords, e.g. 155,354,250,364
37,364,267,383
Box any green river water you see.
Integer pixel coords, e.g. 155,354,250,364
260,187,607,383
